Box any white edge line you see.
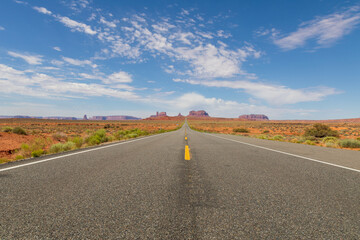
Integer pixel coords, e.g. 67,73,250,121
204,133,360,173
0,131,174,173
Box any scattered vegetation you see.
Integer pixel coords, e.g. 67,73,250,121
2,126,13,132
233,128,250,133
0,119,183,163
338,139,360,148
271,135,284,141
188,119,360,150
31,149,44,158
12,127,27,135
304,123,339,138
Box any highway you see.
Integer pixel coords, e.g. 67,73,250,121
1,122,359,239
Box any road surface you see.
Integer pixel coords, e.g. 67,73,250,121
1,122,359,239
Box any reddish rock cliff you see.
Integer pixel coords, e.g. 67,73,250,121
188,110,209,117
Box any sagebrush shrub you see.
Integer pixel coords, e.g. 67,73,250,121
13,127,27,135
233,128,249,133
338,139,360,148
2,126,13,132
304,123,339,138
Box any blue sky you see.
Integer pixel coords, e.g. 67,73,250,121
1,0,360,119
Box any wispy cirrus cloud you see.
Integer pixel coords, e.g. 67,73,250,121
0,63,139,100
173,79,339,105
62,57,97,68
57,16,97,35
273,6,360,50
0,26,5,31
33,6,52,15
8,51,43,65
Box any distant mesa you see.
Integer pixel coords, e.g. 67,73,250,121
83,114,88,120
188,110,209,117
43,117,78,120
89,115,141,120
239,114,269,121
150,111,168,118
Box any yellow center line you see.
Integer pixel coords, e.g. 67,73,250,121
185,136,187,140
185,145,191,160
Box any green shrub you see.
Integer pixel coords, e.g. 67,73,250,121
0,158,10,164
71,137,83,148
86,129,109,146
104,124,111,129
13,127,27,135
2,126,13,132
20,143,31,157
256,135,268,139
262,130,270,134
30,138,48,151
325,142,338,148
338,139,360,148
322,136,338,144
62,141,76,151
15,155,24,160
31,149,44,158
272,135,284,141
233,128,250,133
304,123,339,138
50,143,64,153
304,136,317,141
304,140,316,145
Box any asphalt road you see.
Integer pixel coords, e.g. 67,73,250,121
1,122,359,239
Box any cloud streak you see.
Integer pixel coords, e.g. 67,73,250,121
8,51,43,65
274,6,360,50
173,79,339,105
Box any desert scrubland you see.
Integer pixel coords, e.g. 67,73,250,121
0,119,183,163
188,119,360,151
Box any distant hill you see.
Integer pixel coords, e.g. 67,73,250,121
239,114,269,121
89,116,141,120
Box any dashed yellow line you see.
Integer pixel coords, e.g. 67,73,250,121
185,145,191,160
185,136,187,140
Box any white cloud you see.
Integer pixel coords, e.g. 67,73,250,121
165,92,316,119
0,26,5,31
174,79,339,105
78,73,99,79
62,57,97,68
51,59,64,66
0,63,139,100
57,16,97,35
100,17,117,28
8,51,43,65
33,6,52,15
274,6,360,50
104,71,133,84
68,0,90,12
53,46,61,51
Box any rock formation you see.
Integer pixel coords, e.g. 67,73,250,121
238,114,269,121
150,112,168,118
90,116,140,120
188,110,209,117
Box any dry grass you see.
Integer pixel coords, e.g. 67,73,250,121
0,118,183,162
188,119,360,151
